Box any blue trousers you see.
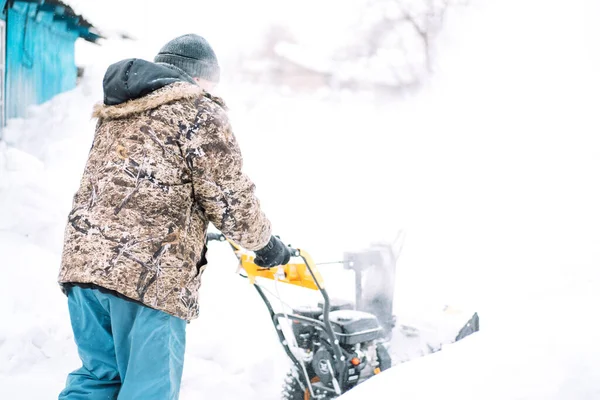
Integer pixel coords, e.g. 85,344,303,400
59,286,187,400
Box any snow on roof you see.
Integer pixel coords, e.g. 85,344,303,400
10,0,103,42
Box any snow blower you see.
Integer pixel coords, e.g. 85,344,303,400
207,233,399,400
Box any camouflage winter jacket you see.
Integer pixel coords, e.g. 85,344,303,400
58,59,271,320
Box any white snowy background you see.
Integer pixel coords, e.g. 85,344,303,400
1,0,600,398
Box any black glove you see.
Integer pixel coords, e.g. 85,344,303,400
254,235,291,268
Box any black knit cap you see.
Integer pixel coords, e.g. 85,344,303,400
154,34,220,83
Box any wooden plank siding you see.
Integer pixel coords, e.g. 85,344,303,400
6,1,78,119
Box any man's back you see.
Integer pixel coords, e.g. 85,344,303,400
59,59,271,320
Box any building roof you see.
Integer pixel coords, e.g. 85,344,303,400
6,0,103,43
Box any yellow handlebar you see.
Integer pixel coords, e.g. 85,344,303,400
226,239,325,290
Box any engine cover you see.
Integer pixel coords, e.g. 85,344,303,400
327,310,384,345
311,347,335,385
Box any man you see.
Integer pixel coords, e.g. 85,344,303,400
57,34,290,399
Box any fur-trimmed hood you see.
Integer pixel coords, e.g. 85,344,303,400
92,58,226,120
92,82,204,120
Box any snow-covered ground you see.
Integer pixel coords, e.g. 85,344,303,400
2,0,600,398
342,302,600,400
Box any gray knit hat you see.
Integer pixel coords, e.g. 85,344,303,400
154,34,220,82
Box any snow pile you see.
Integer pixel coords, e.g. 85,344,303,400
342,293,600,400
0,68,99,393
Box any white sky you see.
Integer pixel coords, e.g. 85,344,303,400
68,0,361,57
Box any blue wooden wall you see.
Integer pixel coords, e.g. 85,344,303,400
6,1,79,119
0,1,7,20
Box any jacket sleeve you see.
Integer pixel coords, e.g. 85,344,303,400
182,101,272,251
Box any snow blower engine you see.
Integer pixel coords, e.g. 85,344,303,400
207,232,402,400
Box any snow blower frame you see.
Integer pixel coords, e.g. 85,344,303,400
207,233,394,399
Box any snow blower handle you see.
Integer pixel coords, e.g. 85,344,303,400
206,231,324,290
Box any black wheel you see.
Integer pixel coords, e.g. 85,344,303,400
281,369,309,400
